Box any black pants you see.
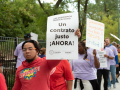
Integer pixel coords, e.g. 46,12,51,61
97,69,109,90
74,78,100,90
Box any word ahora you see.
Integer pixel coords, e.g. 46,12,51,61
50,41,74,46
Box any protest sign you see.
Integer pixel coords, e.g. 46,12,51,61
30,32,38,41
86,18,105,51
46,12,78,59
97,51,107,68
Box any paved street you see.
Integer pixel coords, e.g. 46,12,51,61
101,76,120,90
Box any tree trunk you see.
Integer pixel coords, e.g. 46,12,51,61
79,0,89,41
37,0,50,16
54,0,63,15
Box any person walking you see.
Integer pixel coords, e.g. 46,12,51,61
50,60,74,90
71,41,100,90
97,40,114,90
105,38,119,89
111,42,119,83
14,33,31,69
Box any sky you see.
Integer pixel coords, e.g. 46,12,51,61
41,0,96,4
40,0,96,12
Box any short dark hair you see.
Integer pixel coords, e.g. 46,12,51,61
22,40,40,54
78,41,88,59
24,33,31,39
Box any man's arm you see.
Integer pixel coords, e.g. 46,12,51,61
47,60,61,69
115,55,119,67
12,71,21,90
114,47,119,67
0,67,3,73
93,49,100,68
67,80,73,90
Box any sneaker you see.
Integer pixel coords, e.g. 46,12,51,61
113,84,116,88
108,87,111,90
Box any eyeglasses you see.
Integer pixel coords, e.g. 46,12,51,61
22,47,36,52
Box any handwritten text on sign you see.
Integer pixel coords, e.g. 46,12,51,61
86,18,105,51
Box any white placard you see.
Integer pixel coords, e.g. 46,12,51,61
97,51,107,68
46,12,79,60
86,18,105,51
30,32,38,41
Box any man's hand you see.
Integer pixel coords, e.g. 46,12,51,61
93,49,96,56
116,64,119,67
104,54,108,58
75,29,81,38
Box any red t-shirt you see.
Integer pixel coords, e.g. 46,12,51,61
50,60,74,90
12,57,61,90
0,73,7,90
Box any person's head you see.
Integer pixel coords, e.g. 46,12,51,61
104,40,107,48
105,38,110,46
22,40,40,63
24,33,31,41
118,47,120,53
111,41,117,48
117,44,120,48
40,48,46,55
82,39,86,44
78,41,87,59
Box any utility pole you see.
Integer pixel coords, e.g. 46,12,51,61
118,0,119,44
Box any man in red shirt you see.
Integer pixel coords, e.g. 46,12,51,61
12,29,80,90
50,60,74,90
12,40,61,90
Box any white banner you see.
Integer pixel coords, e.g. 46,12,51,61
97,51,107,68
46,12,79,60
86,18,105,51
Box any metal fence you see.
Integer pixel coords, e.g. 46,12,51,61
0,36,46,90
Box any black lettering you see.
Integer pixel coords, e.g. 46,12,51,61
55,34,57,40
61,35,64,39
60,41,64,45
50,29,53,32
52,41,55,45
66,29,69,32
65,41,68,45
56,41,59,45
61,28,64,32
69,41,73,45
59,23,62,26
66,35,69,39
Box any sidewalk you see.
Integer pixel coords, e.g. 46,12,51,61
101,76,120,90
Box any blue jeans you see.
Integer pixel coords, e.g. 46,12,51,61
108,65,116,87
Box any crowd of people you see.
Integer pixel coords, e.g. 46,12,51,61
0,30,120,90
